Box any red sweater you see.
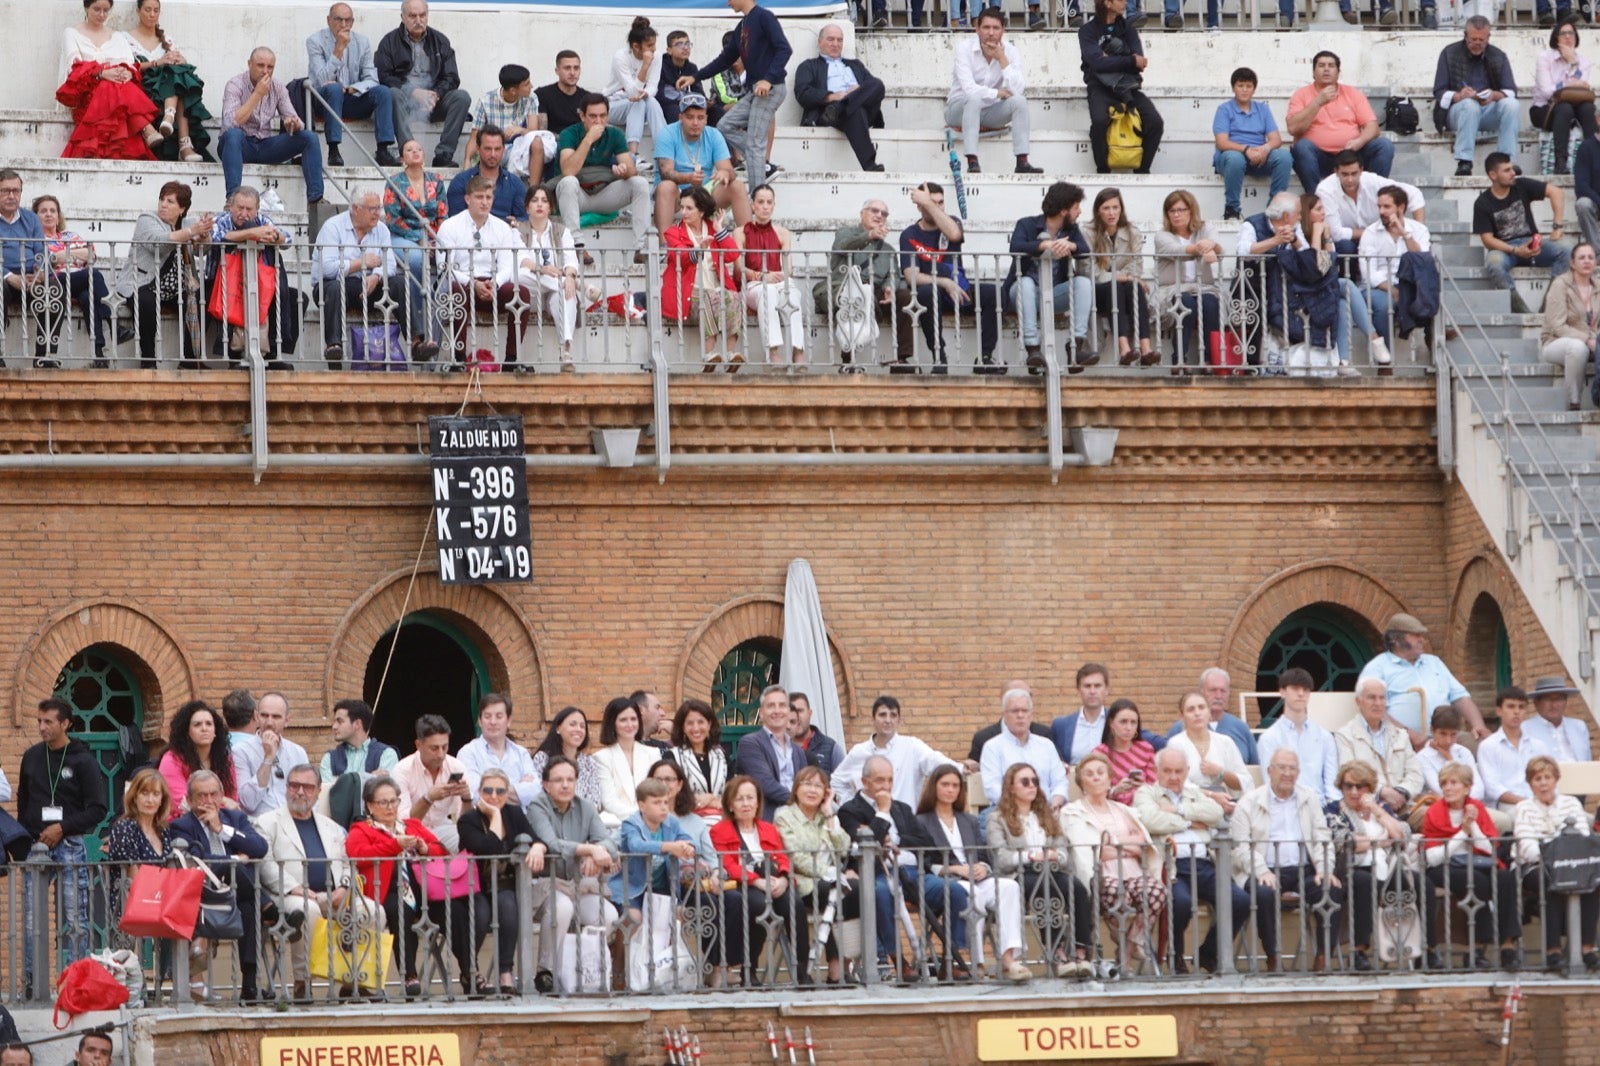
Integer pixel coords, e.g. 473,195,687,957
346,818,447,902
1420,797,1503,866
709,818,791,884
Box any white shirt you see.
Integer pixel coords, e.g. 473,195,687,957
830,732,957,808
1477,728,1551,805
1069,708,1105,765
435,211,517,286
313,211,397,282
457,735,541,808
1313,171,1425,244
1356,218,1431,290
1166,730,1248,793
1417,742,1485,802
0,767,13,804
980,729,1068,806
518,222,579,292
948,36,1025,106
1267,789,1305,869
1523,714,1591,763
232,732,311,816
824,56,859,94
605,46,662,103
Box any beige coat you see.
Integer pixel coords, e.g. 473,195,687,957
1060,798,1162,889
1540,269,1599,348
1334,718,1424,800
1230,783,1335,885
1132,780,1225,850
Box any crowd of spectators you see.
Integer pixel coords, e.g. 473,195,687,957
16,4,1597,375
5,606,1596,1007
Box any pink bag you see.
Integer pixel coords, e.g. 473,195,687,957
422,852,479,901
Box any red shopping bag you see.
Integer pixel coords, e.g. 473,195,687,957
53,958,129,1028
1207,329,1244,377
206,251,276,328
118,863,203,939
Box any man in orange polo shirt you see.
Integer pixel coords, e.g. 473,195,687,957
1286,50,1393,194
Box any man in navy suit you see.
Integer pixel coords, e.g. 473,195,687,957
735,685,808,820
792,24,886,171
168,769,270,1002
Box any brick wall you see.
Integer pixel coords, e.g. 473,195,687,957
144,982,1593,1066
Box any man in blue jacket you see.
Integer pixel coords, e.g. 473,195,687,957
169,769,270,1002
1005,181,1093,374
734,685,806,820
685,0,792,182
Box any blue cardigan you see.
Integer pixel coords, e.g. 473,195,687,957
698,5,793,87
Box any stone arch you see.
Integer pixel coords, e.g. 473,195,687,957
1219,560,1414,689
674,593,857,720
325,567,548,729
12,599,196,736
1448,554,1521,704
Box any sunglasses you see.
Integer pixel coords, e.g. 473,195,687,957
1017,777,1038,786
481,786,509,796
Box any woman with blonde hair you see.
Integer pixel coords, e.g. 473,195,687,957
1153,189,1224,371
1514,755,1599,970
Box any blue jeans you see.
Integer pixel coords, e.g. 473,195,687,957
390,236,436,341
903,869,968,953
1010,274,1092,345
1169,857,1256,962
218,128,324,202
1165,0,1221,24
1175,291,1222,365
1485,235,1573,292
1213,148,1293,214
1291,137,1393,194
1448,97,1520,163
1334,277,1376,362
1366,286,1393,340
23,835,90,979
316,83,395,145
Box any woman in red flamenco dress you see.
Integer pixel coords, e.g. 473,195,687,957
58,0,161,160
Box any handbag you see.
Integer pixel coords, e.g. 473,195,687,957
422,852,480,901
349,322,408,370
177,851,244,940
309,916,394,992
1555,85,1597,107
118,863,204,939
1542,831,1600,893
1106,105,1143,171
832,265,879,353
52,957,130,1029
206,251,276,328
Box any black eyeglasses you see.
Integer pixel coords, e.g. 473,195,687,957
481,786,509,796
473,229,483,249
1017,777,1038,786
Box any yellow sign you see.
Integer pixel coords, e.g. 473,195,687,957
977,1015,1178,1061
260,1034,461,1066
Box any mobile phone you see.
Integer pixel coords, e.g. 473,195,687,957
449,772,464,783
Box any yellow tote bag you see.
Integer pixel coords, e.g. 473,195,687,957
1106,105,1143,171
308,917,394,992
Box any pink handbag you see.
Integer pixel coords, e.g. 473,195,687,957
421,852,480,901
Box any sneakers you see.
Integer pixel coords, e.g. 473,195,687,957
1369,336,1392,366
973,353,1006,375
1223,206,1242,221
1002,959,1034,982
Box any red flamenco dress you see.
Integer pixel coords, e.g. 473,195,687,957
57,28,156,161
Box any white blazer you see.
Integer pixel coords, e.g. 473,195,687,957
592,742,655,827
256,806,354,899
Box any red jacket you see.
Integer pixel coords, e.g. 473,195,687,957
660,222,739,322
346,817,447,902
709,818,791,885
1420,797,1503,866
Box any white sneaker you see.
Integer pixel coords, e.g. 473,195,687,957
1370,336,1392,366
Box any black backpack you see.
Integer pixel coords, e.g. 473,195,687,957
1384,95,1420,135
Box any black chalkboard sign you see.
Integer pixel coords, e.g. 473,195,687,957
429,415,533,585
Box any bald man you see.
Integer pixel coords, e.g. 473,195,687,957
793,24,886,171
219,47,324,204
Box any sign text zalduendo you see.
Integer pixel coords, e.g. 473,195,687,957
429,415,533,585
260,1033,461,1066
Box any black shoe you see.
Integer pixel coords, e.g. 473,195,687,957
872,13,888,27
966,156,981,174
864,163,886,172
1500,948,1523,971
1164,12,1182,26
1547,950,1567,972
973,354,1005,375
1455,160,1473,177
374,144,401,167
1196,950,1218,974
821,103,842,125
1541,10,1557,24
90,356,110,369
1583,950,1599,970
1130,10,1149,26
115,322,136,345
266,359,293,371
930,361,948,376
1223,207,1242,221
1351,950,1372,972
1341,8,1358,20
1015,160,1043,174
326,144,345,167
432,151,455,168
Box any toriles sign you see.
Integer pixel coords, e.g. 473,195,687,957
429,415,532,585
976,1015,1178,1061
260,1033,461,1066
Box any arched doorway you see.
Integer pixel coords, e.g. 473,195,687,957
1461,592,1512,708
1254,605,1376,725
52,643,143,841
363,612,491,754
711,636,782,749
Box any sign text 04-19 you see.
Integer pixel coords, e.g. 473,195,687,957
430,415,533,585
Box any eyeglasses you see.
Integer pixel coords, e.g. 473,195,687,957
1016,777,1038,786
368,797,400,807
1339,782,1371,792
480,786,509,796
330,14,354,22
864,207,887,216
473,229,483,249
286,782,319,793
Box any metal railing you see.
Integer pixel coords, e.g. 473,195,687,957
3,823,1592,1007
0,239,1439,380
851,0,1546,29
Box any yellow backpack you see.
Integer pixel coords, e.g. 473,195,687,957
1106,104,1143,171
